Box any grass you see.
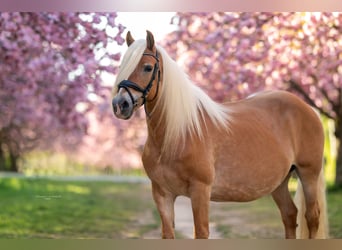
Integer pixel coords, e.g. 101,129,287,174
0,177,341,239
19,151,146,176
327,187,342,238
211,188,342,239
0,178,158,238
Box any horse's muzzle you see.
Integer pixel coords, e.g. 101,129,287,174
112,95,133,120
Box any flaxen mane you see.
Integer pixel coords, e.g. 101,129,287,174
114,40,230,153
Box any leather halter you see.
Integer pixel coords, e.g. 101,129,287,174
117,51,160,113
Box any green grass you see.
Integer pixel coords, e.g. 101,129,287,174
1,177,341,239
19,151,146,176
0,178,157,238
327,187,342,238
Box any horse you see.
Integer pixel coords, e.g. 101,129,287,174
111,30,328,239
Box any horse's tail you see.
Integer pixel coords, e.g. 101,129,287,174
294,168,329,238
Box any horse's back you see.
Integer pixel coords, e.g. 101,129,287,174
227,90,322,135
234,90,316,116
228,90,324,159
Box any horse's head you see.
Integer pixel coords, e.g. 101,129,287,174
112,30,161,120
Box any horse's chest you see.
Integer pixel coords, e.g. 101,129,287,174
144,160,189,196
163,167,189,195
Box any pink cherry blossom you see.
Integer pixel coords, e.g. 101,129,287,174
163,12,342,185
0,12,124,171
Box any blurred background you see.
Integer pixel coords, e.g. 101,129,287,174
1,12,341,186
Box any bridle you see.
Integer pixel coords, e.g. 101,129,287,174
117,50,160,115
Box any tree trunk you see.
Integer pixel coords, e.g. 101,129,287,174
0,144,6,171
335,117,342,187
9,150,19,172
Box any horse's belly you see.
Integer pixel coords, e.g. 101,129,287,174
210,182,274,202
211,132,292,201
210,162,288,202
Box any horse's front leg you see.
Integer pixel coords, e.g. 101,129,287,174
190,181,211,239
151,181,176,239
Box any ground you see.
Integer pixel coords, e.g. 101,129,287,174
142,196,222,239
0,174,340,239
141,195,284,239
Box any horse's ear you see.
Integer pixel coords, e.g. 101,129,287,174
146,30,155,51
126,31,135,47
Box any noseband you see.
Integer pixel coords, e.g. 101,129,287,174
117,51,160,113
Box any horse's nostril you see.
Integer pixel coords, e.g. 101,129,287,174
121,100,129,110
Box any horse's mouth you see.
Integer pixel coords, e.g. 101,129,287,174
113,107,133,120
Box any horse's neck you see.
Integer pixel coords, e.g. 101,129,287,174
145,100,166,148
144,98,212,156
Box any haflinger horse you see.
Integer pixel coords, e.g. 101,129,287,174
112,30,328,239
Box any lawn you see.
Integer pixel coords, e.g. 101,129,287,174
327,188,342,238
0,177,341,239
0,178,157,239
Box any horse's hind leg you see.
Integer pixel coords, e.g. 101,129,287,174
272,171,298,239
296,166,321,239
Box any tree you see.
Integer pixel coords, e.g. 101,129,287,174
74,106,147,171
0,12,125,171
164,12,342,185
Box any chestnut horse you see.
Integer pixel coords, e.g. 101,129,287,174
112,31,328,239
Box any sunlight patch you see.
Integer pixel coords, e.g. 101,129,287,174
65,185,90,195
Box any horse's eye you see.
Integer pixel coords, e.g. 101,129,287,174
144,65,153,72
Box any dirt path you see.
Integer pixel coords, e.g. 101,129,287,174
209,199,284,239
142,195,284,239
142,196,222,239
173,196,222,239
